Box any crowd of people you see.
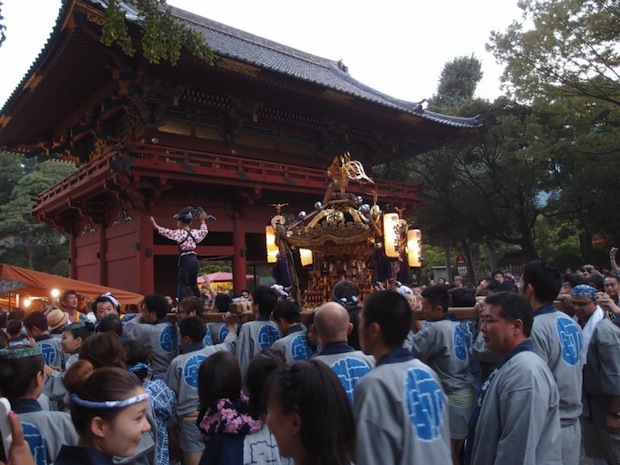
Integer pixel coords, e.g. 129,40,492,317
0,253,619,465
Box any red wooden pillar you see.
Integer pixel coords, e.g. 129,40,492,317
137,214,155,295
98,225,107,285
232,212,246,295
69,236,77,279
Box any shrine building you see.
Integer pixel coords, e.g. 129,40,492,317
0,0,479,297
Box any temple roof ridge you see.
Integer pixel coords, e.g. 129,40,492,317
122,1,479,128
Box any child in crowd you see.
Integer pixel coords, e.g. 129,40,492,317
125,340,177,465
55,361,151,465
60,321,94,371
164,315,237,465
198,352,280,465
198,349,291,465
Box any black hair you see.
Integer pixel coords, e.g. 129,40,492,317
521,259,562,303
332,280,360,309
7,308,24,321
174,207,193,225
421,285,450,312
123,340,152,381
6,319,22,338
93,295,121,315
272,300,301,324
197,351,241,411
485,292,533,337
60,290,78,303
95,314,123,337
178,315,206,343
63,321,95,342
213,293,233,313
266,360,356,465
79,332,126,369
246,348,285,416
178,296,202,315
23,311,49,332
0,352,45,398
361,291,411,348
448,287,476,308
495,281,519,293
251,286,278,317
562,273,587,289
143,294,169,319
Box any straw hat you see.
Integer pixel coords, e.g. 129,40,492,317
47,308,69,331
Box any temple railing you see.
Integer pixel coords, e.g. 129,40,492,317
36,142,422,206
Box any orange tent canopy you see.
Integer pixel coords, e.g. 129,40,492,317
0,264,144,305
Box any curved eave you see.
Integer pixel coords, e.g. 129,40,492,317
169,6,480,129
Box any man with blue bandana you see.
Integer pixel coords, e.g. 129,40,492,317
464,292,560,465
571,284,620,465
353,290,451,465
520,259,583,465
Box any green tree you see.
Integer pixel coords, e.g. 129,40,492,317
488,0,620,106
102,0,216,65
0,160,76,272
411,98,550,272
430,55,484,109
0,1,6,47
0,152,24,206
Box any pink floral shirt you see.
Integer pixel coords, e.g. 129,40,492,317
157,223,208,255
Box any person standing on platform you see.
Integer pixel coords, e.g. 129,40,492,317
464,292,561,465
520,259,583,465
354,290,452,465
150,207,209,302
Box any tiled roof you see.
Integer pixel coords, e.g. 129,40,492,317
114,1,480,129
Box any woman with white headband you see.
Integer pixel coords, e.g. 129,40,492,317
55,360,151,465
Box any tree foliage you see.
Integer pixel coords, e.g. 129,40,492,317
430,55,484,109
412,98,549,263
101,0,216,65
0,157,76,272
0,1,6,48
488,0,620,105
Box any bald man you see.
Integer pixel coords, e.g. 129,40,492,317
313,302,374,403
